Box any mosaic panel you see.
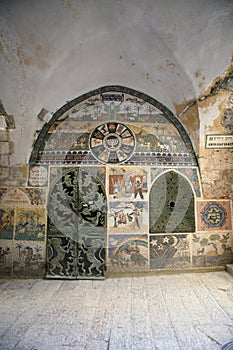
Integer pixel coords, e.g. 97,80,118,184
0,240,12,276
192,232,233,267
13,240,45,277
149,234,191,270
15,207,46,241
90,122,135,163
28,165,48,187
0,188,46,206
0,208,15,240
196,201,232,231
47,236,105,278
30,86,197,167
108,234,148,272
47,167,106,242
109,166,148,200
49,165,106,187
108,202,148,233
46,166,107,279
149,171,195,233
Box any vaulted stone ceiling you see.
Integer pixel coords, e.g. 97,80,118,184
0,0,232,164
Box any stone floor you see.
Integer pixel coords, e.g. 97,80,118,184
0,271,233,350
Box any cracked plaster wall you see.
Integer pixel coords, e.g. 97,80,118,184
0,0,232,167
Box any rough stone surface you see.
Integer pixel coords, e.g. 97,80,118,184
226,264,233,277
0,271,232,350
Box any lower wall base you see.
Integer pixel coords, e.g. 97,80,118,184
106,266,227,279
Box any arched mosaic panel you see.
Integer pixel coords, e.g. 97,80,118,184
149,171,195,233
30,86,198,167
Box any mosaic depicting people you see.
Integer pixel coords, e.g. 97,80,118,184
109,202,148,233
109,167,148,200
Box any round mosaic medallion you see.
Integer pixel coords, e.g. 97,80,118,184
90,122,135,164
201,203,226,228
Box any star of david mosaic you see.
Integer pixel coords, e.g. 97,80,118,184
90,122,135,164
201,203,226,228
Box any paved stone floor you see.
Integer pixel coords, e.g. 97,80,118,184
0,271,233,350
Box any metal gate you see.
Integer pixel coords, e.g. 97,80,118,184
46,167,106,279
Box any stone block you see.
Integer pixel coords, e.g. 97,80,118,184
0,141,9,154
226,264,233,277
0,154,9,166
0,167,10,179
0,130,9,142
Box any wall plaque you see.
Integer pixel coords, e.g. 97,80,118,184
205,134,233,149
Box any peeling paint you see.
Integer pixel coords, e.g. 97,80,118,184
17,46,32,66
174,99,200,155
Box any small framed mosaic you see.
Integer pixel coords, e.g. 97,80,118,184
15,207,46,241
13,240,45,278
192,232,233,267
149,234,191,270
28,165,48,187
107,234,148,273
108,201,148,233
196,200,232,231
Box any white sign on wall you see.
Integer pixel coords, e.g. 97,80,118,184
205,134,233,149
